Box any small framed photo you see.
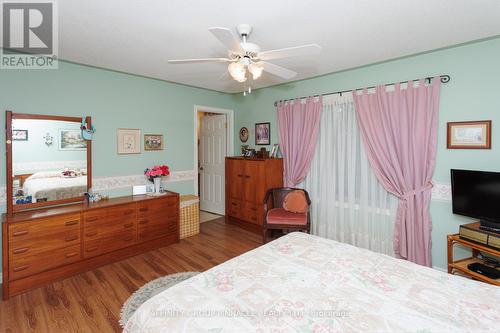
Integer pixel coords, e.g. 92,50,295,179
59,129,87,150
255,122,270,145
144,134,164,151
12,129,28,141
117,128,141,154
447,120,491,149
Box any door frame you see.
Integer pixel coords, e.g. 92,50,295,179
193,105,234,197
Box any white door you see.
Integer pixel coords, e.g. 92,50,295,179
199,114,226,214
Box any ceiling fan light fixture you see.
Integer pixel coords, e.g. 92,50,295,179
228,62,247,82
248,63,263,80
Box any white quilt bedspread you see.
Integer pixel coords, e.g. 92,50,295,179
125,232,500,333
23,175,86,200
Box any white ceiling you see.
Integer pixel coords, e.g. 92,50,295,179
57,0,500,93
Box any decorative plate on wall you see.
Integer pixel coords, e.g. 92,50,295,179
239,127,249,142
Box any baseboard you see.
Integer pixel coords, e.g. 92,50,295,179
432,265,447,273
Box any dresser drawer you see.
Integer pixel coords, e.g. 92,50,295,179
108,204,136,220
137,197,178,218
9,214,81,247
243,203,263,225
83,229,136,258
227,199,242,219
138,215,177,242
9,244,81,280
84,217,136,241
82,209,106,224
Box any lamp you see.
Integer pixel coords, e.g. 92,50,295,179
228,62,247,82
248,63,263,80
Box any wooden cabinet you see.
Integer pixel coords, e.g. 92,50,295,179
225,157,283,232
2,193,179,299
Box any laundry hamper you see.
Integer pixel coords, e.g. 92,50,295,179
179,195,200,239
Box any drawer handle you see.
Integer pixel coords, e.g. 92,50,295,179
251,208,257,211
124,223,134,229
65,252,79,258
13,265,29,272
12,230,28,237
85,231,98,237
237,174,243,177
244,175,251,178
123,209,134,215
65,235,79,242
139,208,149,212
86,217,99,222
139,219,149,225
86,246,98,253
231,202,237,206
13,247,29,254
123,236,134,242
250,216,257,221
65,220,79,226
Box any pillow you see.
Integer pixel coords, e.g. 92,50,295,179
26,170,63,180
283,190,308,213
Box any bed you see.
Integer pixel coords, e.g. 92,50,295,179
124,232,500,332
22,171,87,201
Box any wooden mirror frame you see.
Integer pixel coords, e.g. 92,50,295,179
5,111,92,215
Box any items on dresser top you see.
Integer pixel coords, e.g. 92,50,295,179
2,193,180,299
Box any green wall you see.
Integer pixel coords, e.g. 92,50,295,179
233,37,500,269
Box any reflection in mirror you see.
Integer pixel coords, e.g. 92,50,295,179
12,119,88,206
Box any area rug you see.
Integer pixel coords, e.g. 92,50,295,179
119,271,199,327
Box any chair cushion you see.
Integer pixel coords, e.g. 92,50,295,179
266,208,307,226
283,190,308,213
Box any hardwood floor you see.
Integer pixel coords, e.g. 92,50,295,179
0,218,261,333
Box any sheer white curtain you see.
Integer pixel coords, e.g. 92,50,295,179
304,94,397,256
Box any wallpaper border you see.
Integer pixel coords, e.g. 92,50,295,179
0,178,451,205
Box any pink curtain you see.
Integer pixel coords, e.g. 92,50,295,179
277,96,322,187
352,79,441,266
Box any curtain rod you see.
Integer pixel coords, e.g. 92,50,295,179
273,74,450,107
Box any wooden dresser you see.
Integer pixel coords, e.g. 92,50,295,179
2,193,179,299
225,157,283,232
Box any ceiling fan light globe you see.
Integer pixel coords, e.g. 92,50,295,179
248,63,263,80
228,62,247,82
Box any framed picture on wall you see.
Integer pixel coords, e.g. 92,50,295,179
59,129,87,150
255,122,270,145
117,128,141,154
447,120,491,149
12,129,28,141
144,134,164,151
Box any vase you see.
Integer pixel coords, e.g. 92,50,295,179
153,177,161,194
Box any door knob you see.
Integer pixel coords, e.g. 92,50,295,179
199,167,204,171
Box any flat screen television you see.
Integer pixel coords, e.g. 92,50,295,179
451,169,500,232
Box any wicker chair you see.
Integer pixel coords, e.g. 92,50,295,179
262,187,311,244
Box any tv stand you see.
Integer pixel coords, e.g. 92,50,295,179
480,220,500,233
447,233,500,286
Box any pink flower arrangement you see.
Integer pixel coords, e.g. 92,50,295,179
145,165,170,181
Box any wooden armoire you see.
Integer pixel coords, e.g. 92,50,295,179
225,157,283,232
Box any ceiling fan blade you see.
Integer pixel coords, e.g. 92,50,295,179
258,61,297,80
168,58,232,64
258,44,321,61
208,27,242,52
218,71,230,81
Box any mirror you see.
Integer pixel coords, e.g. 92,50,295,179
6,112,92,213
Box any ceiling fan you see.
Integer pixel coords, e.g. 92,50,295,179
168,24,321,94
